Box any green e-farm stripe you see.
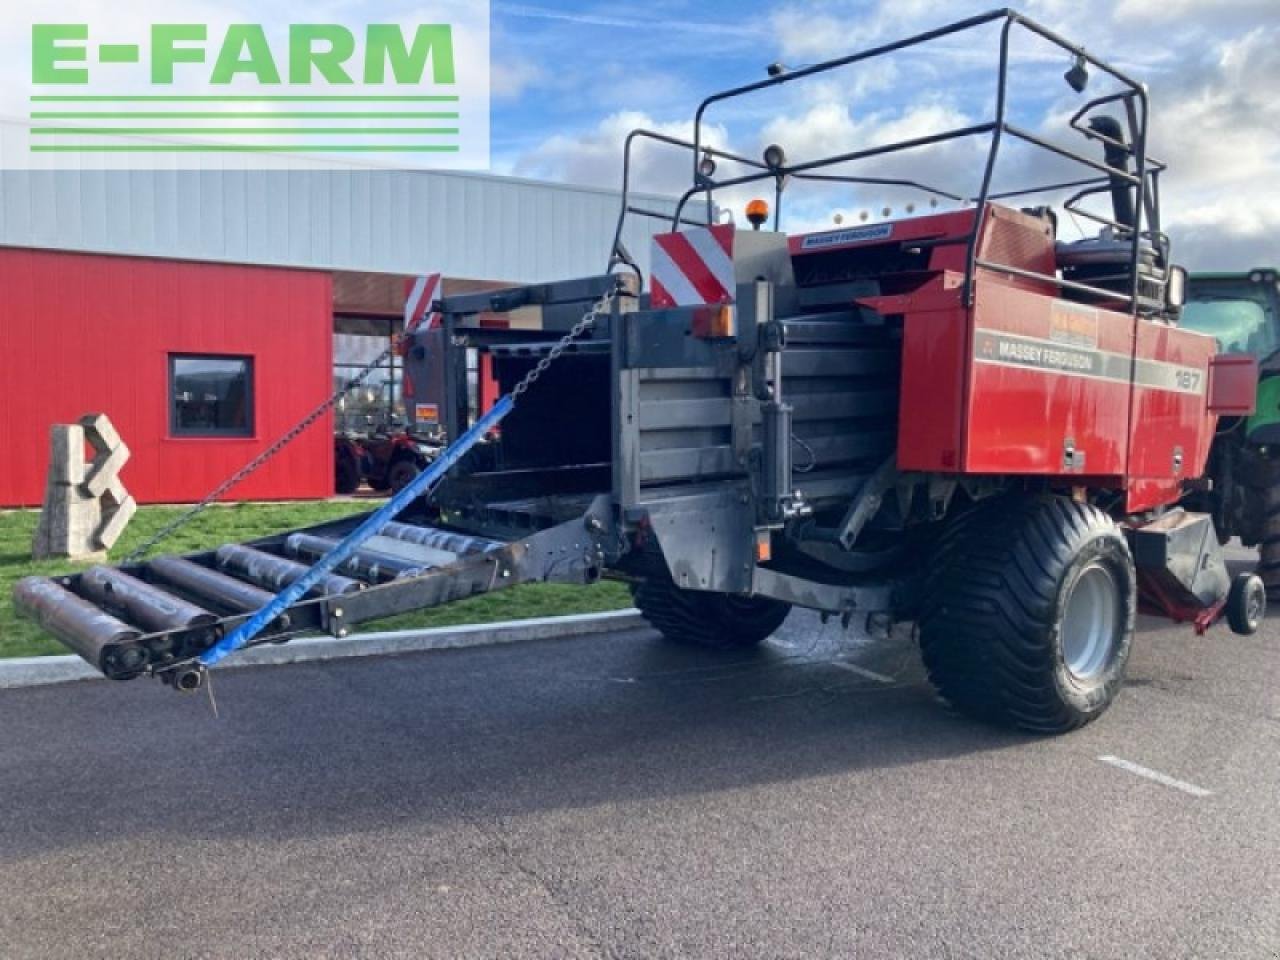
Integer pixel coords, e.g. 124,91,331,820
31,111,458,119
30,95,459,102
29,144,461,153
30,127,459,136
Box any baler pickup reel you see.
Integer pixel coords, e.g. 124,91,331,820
16,500,615,691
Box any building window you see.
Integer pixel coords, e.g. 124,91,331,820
170,354,254,437
334,316,400,434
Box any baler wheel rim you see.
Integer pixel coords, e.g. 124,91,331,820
1060,562,1122,681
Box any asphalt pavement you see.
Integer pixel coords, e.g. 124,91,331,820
1,570,1278,959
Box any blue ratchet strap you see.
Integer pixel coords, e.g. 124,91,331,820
200,395,515,667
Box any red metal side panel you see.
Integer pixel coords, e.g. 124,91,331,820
897,300,969,473
791,204,1054,284
1125,321,1217,513
789,209,976,260
895,207,1062,472
972,204,1058,296
0,248,333,507
962,280,1132,476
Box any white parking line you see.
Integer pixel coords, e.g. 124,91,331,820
829,661,896,684
1098,755,1213,798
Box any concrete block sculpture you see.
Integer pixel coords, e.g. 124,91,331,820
32,414,137,561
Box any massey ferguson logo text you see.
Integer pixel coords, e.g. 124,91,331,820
800,224,895,249
18,3,490,169
974,330,1206,395
995,337,1096,374
975,330,1120,382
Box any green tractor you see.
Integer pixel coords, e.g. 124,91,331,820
1182,268,1280,590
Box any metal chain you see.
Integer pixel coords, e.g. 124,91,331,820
510,308,599,399
124,344,396,563
126,299,607,564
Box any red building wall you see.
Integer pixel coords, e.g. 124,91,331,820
0,248,334,507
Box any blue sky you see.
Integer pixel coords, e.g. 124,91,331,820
484,0,1280,269
489,0,777,164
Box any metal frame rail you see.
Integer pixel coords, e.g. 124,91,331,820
610,8,1166,317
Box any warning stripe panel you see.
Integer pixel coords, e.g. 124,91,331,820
650,241,706,307
687,223,734,272
650,275,674,310
651,225,736,308
667,233,732,304
404,273,442,334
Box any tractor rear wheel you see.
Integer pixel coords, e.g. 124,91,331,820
919,495,1135,734
1252,462,1280,595
631,574,791,651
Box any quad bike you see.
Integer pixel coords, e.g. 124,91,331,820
334,431,439,495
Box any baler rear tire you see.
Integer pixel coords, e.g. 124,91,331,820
631,575,791,651
919,495,1135,734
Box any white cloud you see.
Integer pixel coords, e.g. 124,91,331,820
512,110,732,197
1113,0,1275,21
770,0,941,62
491,56,544,101
1142,24,1280,266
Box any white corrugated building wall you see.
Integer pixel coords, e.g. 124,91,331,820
0,121,686,282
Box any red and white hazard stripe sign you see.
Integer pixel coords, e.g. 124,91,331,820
650,225,737,308
404,272,442,334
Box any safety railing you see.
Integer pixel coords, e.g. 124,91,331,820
610,8,1170,315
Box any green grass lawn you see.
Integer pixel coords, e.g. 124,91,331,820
0,502,632,659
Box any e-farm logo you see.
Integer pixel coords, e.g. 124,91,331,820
16,2,490,169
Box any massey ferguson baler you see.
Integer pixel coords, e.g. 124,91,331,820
15,10,1266,733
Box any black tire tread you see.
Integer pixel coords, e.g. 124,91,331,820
334,450,361,495
1226,573,1265,635
919,496,1133,733
1257,488,1280,593
387,457,421,493
631,575,790,651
